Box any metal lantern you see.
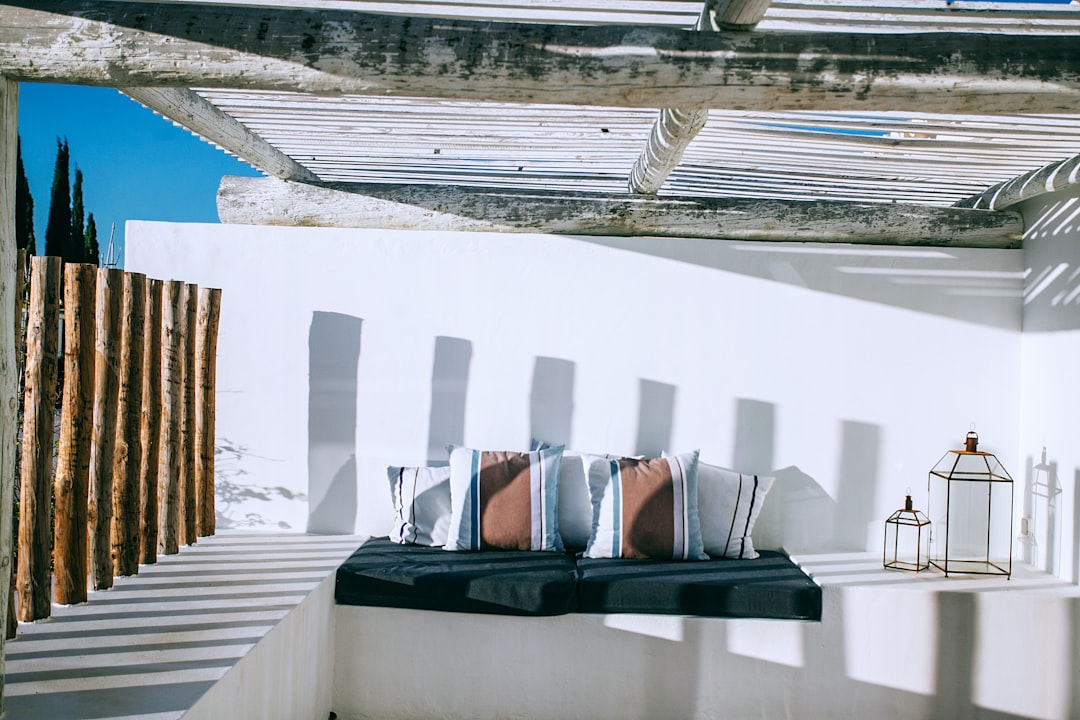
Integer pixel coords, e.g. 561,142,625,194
884,494,931,572
927,430,1014,578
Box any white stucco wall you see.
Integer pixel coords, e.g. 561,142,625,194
125,221,1023,555
1017,186,1080,583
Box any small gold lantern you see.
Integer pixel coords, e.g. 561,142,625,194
928,429,1014,578
884,493,931,572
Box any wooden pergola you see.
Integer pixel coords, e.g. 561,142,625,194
0,0,1079,709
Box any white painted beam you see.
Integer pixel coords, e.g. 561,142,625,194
1,2,1078,113
217,176,1024,249
955,154,1080,211
628,0,771,195
0,76,18,715
122,87,318,182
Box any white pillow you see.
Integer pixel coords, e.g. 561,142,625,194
445,445,565,552
697,463,775,559
556,453,592,548
387,465,452,546
584,450,707,560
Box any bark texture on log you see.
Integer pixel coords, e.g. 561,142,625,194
112,271,145,577
53,263,96,606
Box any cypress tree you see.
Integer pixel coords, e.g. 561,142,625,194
71,167,85,263
44,139,71,259
85,214,100,267
15,136,35,254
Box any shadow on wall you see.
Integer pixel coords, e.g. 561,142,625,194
215,437,302,530
1020,188,1080,332
636,379,676,457
738,398,883,553
530,356,575,448
307,311,363,534
427,336,472,464
1019,447,1063,575
578,236,1023,331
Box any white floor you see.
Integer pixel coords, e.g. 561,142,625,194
2,531,362,720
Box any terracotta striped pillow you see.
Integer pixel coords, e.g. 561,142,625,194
584,451,706,560
445,445,565,552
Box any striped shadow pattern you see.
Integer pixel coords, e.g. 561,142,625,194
446,445,565,552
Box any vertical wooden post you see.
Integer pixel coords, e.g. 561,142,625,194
89,268,122,590
54,263,96,606
139,279,163,564
158,279,183,555
0,80,19,698
8,247,24,640
196,288,221,537
112,272,145,577
181,283,198,546
15,256,60,621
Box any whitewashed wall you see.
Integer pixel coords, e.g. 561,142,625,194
1018,185,1080,583
126,221,1023,552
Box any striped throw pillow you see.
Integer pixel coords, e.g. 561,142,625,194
584,451,706,560
445,446,565,552
387,465,452,547
697,463,775,559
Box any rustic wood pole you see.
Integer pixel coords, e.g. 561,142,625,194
195,287,220,537
89,267,123,590
7,246,24,639
0,75,19,712
158,279,183,555
139,279,163,564
111,271,145,577
181,283,198,546
53,263,96,606
15,256,60,621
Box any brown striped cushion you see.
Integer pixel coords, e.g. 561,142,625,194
583,451,706,560
445,445,565,552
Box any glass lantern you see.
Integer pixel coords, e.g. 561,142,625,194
927,430,1014,578
884,494,930,572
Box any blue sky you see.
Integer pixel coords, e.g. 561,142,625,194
18,83,263,267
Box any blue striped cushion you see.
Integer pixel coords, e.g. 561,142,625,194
584,451,706,560
445,446,565,552
696,463,775,559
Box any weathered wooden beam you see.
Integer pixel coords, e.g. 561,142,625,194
1,2,1078,114
0,76,18,712
955,154,1080,211
629,0,772,195
217,176,1024,248
122,87,316,182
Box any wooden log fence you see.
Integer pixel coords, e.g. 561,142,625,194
8,261,220,623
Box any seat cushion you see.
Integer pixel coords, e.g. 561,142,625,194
335,536,579,616
576,550,821,620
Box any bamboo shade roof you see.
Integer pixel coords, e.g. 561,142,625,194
137,0,1080,207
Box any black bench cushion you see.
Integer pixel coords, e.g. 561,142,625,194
335,536,579,616
576,550,821,620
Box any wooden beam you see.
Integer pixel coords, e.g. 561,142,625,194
955,154,1080,211
0,76,18,714
1,2,1078,113
217,176,1024,249
629,0,772,195
122,88,318,182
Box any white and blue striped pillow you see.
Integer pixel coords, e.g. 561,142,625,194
583,450,706,560
387,465,452,546
445,445,565,552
